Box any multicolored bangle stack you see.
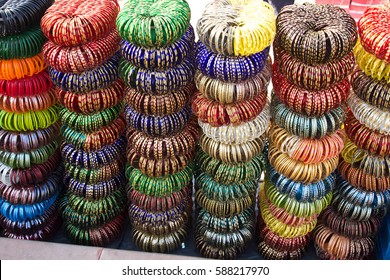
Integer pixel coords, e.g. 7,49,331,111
0,0,63,240
193,0,275,259
41,0,127,247
117,0,199,253
314,4,390,260
260,3,357,259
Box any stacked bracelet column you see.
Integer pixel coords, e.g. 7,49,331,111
259,3,357,259
117,0,198,253
0,0,62,240
41,0,127,247
314,4,390,260
193,0,275,259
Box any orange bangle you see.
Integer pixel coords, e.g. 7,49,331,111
0,54,47,80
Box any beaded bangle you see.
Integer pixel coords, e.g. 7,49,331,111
56,79,125,115
0,150,61,187
132,227,188,253
126,163,194,197
348,91,390,135
277,50,355,91
42,31,120,73
268,144,339,184
274,71,350,116
195,233,246,260
192,92,267,127
119,58,194,94
0,71,53,97
272,99,346,139
264,178,332,218
41,0,119,47
0,54,47,80
195,41,269,82
196,172,257,202
258,241,305,260
197,0,275,56
358,5,390,64
62,136,125,169
314,224,375,260
131,212,188,236
276,3,357,65
267,164,335,203
61,116,126,151
269,124,346,164
0,105,59,132
116,0,190,48
354,39,390,83
64,173,126,200
195,188,253,218
0,0,53,36
345,113,390,157
0,140,58,169
198,103,270,144
196,208,255,234
0,122,60,153
120,25,195,70
124,104,191,137
49,54,120,93
200,134,265,163
125,83,193,116
127,122,198,160
321,207,381,239
351,69,390,111
339,157,390,192
195,62,271,105
0,89,57,113
64,212,126,247
0,26,47,59
197,148,266,185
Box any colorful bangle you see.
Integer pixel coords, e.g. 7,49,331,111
41,0,119,46
277,50,355,91
0,105,59,132
345,112,390,157
195,41,269,82
269,123,346,164
0,0,53,36
258,241,305,260
358,5,390,64
272,98,346,139
125,83,193,116
198,102,270,144
197,0,275,56
197,148,266,185
0,26,47,59
119,58,194,94
126,163,194,197
120,25,195,70
192,91,267,127
351,69,390,111
348,91,390,135
276,3,357,65
0,89,57,113
0,122,60,153
56,79,125,114
195,62,271,105
0,71,53,97
273,71,350,116
267,164,335,203
0,54,47,80
61,116,126,151
199,133,265,163
124,104,191,137
116,0,190,48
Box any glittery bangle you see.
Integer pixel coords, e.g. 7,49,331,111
0,54,47,80
0,71,53,97
131,212,189,236
0,89,57,113
258,241,305,260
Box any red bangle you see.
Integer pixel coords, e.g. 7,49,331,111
0,71,52,97
0,89,57,113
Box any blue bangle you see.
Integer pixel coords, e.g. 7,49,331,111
49,53,120,93
121,25,195,70
267,164,335,203
119,57,194,94
124,104,191,137
196,42,269,83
